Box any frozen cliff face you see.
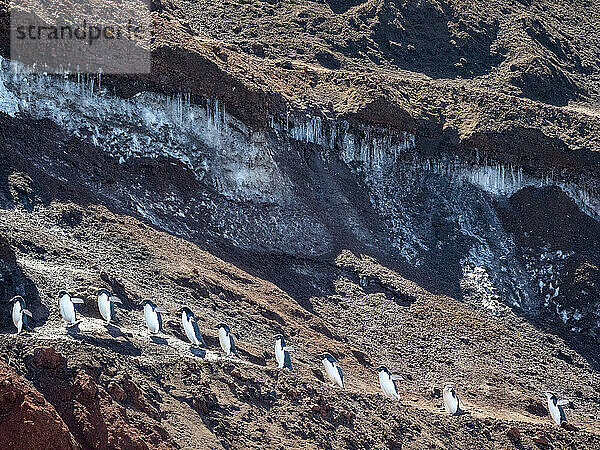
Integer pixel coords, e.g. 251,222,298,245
2,56,600,337
0,58,335,256
341,149,599,335
0,57,293,204
416,158,600,219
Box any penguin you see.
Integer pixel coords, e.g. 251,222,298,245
545,392,569,426
377,365,402,400
10,296,32,334
58,291,85,326
443,385,461,415
178,307,206,347
320,353,344,388
141,299,168,334
97,289,122,325
216,323,238,357
274,334,293,370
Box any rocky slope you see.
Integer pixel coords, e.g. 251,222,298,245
0,0,600,448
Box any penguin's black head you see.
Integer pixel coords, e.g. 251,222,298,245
97,288,111,297
215,323,230,332
58,290,69,298
140,299,156,308
178,306,193,316
274,333,283,340
376,365,389,374
319,352,335,363
9,295,24,305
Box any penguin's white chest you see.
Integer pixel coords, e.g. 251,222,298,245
323,360,343,387
379,373,399,400
98,294,111,323
60,296,76,324
275,341,285,368
547,399,562,425
12,302,22,332
219,328,231,354
443,390,459,415
182,313,198,345
144,305,160,333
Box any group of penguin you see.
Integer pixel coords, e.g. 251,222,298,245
8,291,572,427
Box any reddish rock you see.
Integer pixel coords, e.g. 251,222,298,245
74,371,98,401
533,435,550,449
560,421,579,431
27,347,174,449
311,368,325,383
0,360,77,449
32,347,67,370
118,374,161,420
506,427,521,442
286,388,299,400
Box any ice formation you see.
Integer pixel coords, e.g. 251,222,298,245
270,113,416,167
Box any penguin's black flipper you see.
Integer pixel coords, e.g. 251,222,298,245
192,320,206,347
230,335,239,357
158,312,164,332
283,351,293,370
336,365,344,387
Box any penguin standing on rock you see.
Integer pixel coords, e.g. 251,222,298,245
179,307,206,347
274,334,293,370
320,353,344,388
443,385,461,416
141,299,168,334
545,392,570,426
10,296,32,334
59,291,85,326
216,323,238,357
377,365,402,400
97,289,122,325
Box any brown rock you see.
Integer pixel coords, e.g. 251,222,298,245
533,435,549,449
560,421,579,431
338,410,354,426
0,360,77,449
74,371,98,401
108,382,127,402
32,347,66,370
286,388,299,400
506,427,521,442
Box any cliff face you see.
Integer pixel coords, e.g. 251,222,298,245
0,0,600,448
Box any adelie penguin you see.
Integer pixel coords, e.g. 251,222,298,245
216,323,239,357
320,353,344,388
443,385,461,416
377,365,402,400
97,289,122,325
59,291,85,326
10,296,32,334
274,334,293,370
141,299,168,334
545,392,570,426
179,307,206,347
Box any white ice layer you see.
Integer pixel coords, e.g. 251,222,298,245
0,57,291,204
415,159,600,219
270,114,416,166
